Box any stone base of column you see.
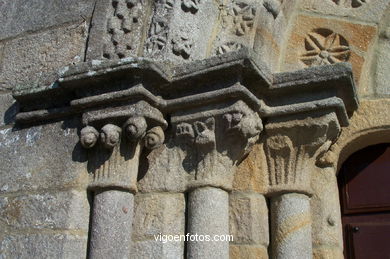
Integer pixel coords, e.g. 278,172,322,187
271,193,312,259
187,187,229,259
89,190,134,259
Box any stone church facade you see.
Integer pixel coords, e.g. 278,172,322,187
0,0,389,258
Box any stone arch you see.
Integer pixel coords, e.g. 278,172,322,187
331,99,390,173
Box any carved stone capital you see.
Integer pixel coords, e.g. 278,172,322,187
173,100,263,191
79,101,167,192
264,112,341,196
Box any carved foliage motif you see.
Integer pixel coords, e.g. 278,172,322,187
232,2,256,36
300,29,350,67
104,0,144,59
264,114,340,194
331,0,369,8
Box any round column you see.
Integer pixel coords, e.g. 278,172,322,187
89,190,134,259
187,187,229,259
271,193,312,259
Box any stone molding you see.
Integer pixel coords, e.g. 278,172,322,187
12,49,358,191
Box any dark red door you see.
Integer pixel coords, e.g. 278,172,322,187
338,143,390,259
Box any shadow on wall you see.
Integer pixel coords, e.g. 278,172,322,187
3,102,19,125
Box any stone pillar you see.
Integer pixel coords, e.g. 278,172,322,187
187,187,229,259
89,190,134,258
264,112,341,259
271,193,312,259
172,100,263,259
79,102,167,259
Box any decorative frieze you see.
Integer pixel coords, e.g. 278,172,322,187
86,0,151,60
144,0,175,57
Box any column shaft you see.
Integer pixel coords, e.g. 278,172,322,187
89,190,134,259
271,193,312,259
187,187,229,259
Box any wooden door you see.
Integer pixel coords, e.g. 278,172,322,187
338,143,390,259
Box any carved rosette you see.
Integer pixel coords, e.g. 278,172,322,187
173,100,262,191
79,101,167,192
264,112,340,196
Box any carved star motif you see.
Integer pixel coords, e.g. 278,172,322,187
232,3,256,36
300,30,350,67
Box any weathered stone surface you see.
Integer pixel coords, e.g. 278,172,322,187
0,22,88,90
132,240,184,259
313,247,343,259
229,192,269,246
0,93,18,126
253,0,299,70
133,193,185,239
0,190,89,231
282,15,377,90
187,187,229,259
0,0,95,40
301,0,390,23
0,120,88,194
230,245,269,259
132,193,185,258
145,0,219,63
233,143,268,193
86,0,153,61
137,142,188,193
89,190,134,259
0,233,88,259
271,193,312,259
375,30,390,96
311,167,343,249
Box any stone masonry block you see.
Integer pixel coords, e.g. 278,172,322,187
282,15,377,91
0,22,88,90
132,239,184,259
229,192,269,246
0,233,88,259
133,193,185,240
311,167,343,249
0,0,95,40
233,143,268,193
375,33,390,96
0,190,89,231
230,244,268,259
0,120,88,194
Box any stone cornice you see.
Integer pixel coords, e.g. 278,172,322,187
12,49,357,128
